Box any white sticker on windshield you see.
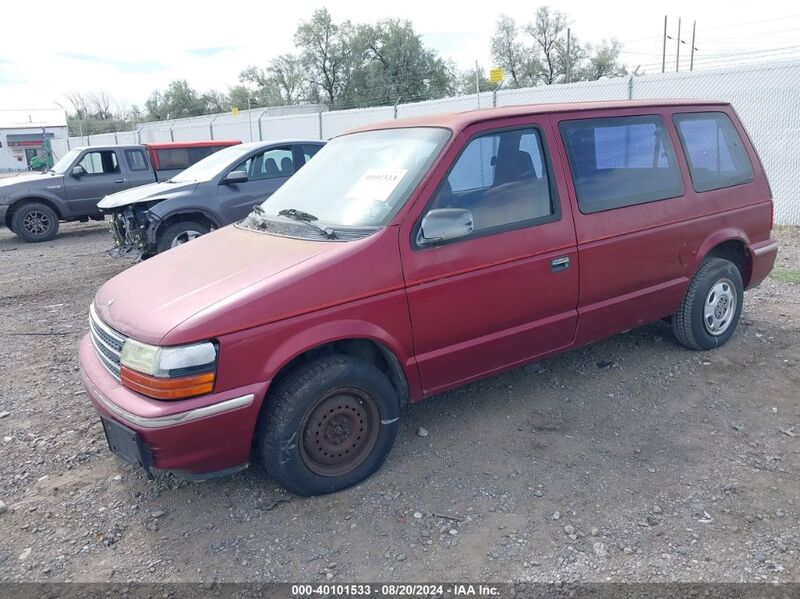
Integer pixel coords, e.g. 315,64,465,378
345,168,408,203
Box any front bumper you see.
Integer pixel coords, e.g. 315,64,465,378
79,334,267,478
748,238,779,288
0,204,8,227
107,207,155,258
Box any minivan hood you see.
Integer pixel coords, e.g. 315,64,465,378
94,225,343,344
98,181,198,209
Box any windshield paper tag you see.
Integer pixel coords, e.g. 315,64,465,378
345,168,407,203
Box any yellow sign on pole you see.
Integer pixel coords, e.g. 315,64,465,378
231,106,240,116
489,68,505,84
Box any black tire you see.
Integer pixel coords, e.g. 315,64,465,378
257,354,400,496
155,220,210,254
672,257,744,350
11,202,59,243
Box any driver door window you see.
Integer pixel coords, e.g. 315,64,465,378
233,147,293,180
79,151,120,175
427,128,554,236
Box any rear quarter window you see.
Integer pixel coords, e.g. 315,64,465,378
673,112,754,192
559,115,684,213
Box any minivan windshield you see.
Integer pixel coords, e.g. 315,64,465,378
255,127,450,229
51,149,81,174
170,144,254,183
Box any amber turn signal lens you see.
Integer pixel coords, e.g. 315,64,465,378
120,366,215,400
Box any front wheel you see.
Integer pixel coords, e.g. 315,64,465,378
672,257,744,350
11,202,59,243
257,355,400,496
155,220,210,254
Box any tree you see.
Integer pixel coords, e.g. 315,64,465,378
240,53,306,106
556,33,588,83
144,90,166,120
295,8,354,107
490,15,540,88
581,39,627,80
145,80,206,120
89,91,113,120
347,19,456,106
456,65,494,95
202,89,231,114
62,92,91,120
527,6,568,85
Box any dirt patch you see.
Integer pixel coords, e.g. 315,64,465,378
0,222,798,583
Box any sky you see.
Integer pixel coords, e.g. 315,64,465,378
1,0,799,111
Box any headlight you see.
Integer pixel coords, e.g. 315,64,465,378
119,339,217,400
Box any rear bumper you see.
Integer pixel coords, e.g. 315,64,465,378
78,334,267,477
749,238,779,288
747,239,778,288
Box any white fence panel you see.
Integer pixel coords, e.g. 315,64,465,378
322,106,394,139
397,95,485,118
259,113,321,141
498,76,630,106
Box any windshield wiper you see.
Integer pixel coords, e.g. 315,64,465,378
277,208,338,240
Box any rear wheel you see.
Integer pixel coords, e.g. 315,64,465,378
672,257,744,350
11,202,59,243
155,220,209,254
257,354,400,496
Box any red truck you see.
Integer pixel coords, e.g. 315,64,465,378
79,100,777,495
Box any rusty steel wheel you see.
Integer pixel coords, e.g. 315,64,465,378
299,389,381,477
258,354,400,496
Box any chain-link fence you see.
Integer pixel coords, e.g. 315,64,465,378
51,60,800,224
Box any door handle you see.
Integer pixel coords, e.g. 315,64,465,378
114,178,126,184
550,256,570,272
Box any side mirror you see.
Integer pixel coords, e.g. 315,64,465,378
418,208,473,246
223,170,248,185
71,165,86,178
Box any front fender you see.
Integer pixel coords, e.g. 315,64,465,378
5,188,69,218
146,194,222,228
217,311,421,405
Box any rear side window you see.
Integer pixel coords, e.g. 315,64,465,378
125,149,148,171
560,115,683,213
673,112,754,192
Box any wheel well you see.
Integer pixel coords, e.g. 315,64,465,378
707,240,751,287
156,211,218,237
6,197,63,228
270,339,410,409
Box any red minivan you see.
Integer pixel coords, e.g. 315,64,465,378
79,100,778,495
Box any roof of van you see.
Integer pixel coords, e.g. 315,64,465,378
346,99,729,135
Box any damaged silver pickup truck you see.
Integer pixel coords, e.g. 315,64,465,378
98,140,324,257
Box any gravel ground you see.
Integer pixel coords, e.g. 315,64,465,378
0,222,798,584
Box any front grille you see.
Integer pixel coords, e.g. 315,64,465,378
89,304,127,380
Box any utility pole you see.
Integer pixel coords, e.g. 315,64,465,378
676,17,682,72
566,28,571,83
475,60,481,108
247,95,253,142
690,20,697,71
661,15,667,73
